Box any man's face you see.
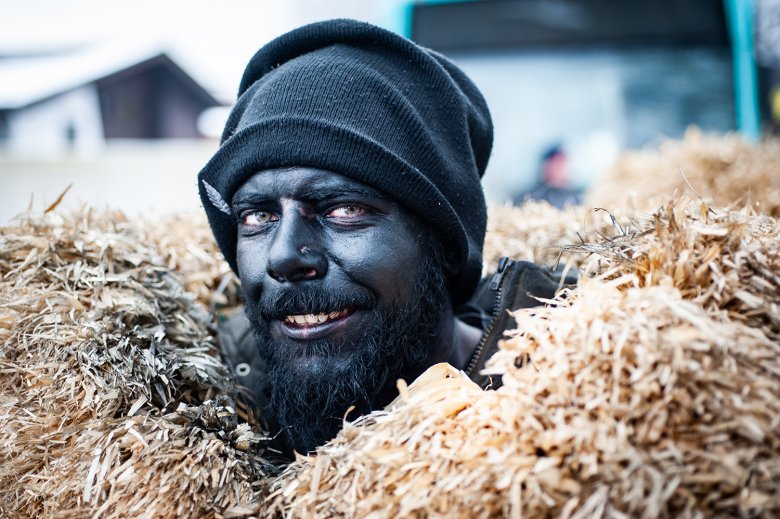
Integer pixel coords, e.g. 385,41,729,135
232,167,450,453
543,152,569,187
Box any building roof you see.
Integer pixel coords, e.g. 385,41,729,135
0,42,220,110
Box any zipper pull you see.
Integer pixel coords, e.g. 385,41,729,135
489,256,511,291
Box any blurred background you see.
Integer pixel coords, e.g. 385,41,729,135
1,0,778,223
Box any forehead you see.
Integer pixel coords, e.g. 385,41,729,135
232,167,389,203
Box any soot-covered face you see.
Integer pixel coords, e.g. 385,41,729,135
233,167,451,454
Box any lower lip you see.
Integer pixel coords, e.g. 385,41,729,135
275,310,356,340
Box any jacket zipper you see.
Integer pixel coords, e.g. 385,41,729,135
465,256,511,377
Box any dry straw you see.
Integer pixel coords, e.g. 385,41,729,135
587,129,780,216
3,132,780,518
267,197,780,518
140,213,242,313
0,209,272,518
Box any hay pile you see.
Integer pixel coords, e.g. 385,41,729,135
267,197,780,518
3,133,779,518
0,209,271,518
140,213,241,312
482,202,584,271
587,129,780,215
482,201,623,273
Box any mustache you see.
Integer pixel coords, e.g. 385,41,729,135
253,284,375,321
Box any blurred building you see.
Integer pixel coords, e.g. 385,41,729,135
756,0,780,133
0,44,221,156
410,0,736,201
0,44,224,223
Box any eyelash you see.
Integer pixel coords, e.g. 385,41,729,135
326,205,368,218
239,204,371,227
240,211,277,226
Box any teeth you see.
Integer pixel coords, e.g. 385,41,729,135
283,309,349,326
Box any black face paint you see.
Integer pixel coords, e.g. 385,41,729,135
246,242,448,453
233,167,454,453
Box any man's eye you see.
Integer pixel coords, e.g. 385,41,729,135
242,211,276,226
328,205,367,218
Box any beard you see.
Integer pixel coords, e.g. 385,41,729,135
245,244,449,454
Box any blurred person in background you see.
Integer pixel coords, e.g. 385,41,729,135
514,144,583,208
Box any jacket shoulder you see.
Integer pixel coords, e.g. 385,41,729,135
461,258,577,388
217,310,270,410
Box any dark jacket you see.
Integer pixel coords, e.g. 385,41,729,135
217,259,576,457
455,258,576,388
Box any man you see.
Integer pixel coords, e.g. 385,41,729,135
515,144,583,208
198,19,571,458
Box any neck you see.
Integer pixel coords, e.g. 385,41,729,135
426,306,482,371
372,308,482,408
451,318,483,370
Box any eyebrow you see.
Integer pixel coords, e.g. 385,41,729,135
231,191,274,208
232,182,390,208
296,183,389,203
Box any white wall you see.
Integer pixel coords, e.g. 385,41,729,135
0,139,218,224
6,84,104,157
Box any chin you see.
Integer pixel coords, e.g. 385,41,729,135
286,348,354,378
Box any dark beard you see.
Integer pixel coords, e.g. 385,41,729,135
245,245,449,454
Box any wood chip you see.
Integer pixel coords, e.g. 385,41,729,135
3,133,779,518
0,209,273,518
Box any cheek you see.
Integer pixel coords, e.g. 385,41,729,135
236,239,267,301
329,227,426,301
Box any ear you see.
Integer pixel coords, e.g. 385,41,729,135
442,247,461,278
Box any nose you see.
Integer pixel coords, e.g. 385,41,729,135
266,211,327,283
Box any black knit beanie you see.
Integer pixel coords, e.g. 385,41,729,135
198,19,493,305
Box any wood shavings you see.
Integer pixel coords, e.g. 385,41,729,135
268,277,780,518
587,128,780,216
482,201,639,275
483,202,587,273
3,132,780,518
266,194,780,517
0,208,273,518
566,196,780,343
140,212,242,313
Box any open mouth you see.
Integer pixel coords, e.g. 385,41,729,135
282,308,351,327
275,307,358,340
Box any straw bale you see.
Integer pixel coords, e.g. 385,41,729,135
0,209,272,518
587,129,780,216
566,197,780,343
140,212,241,312
483,202,584,272
266,200,780,518
268,283,780,518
